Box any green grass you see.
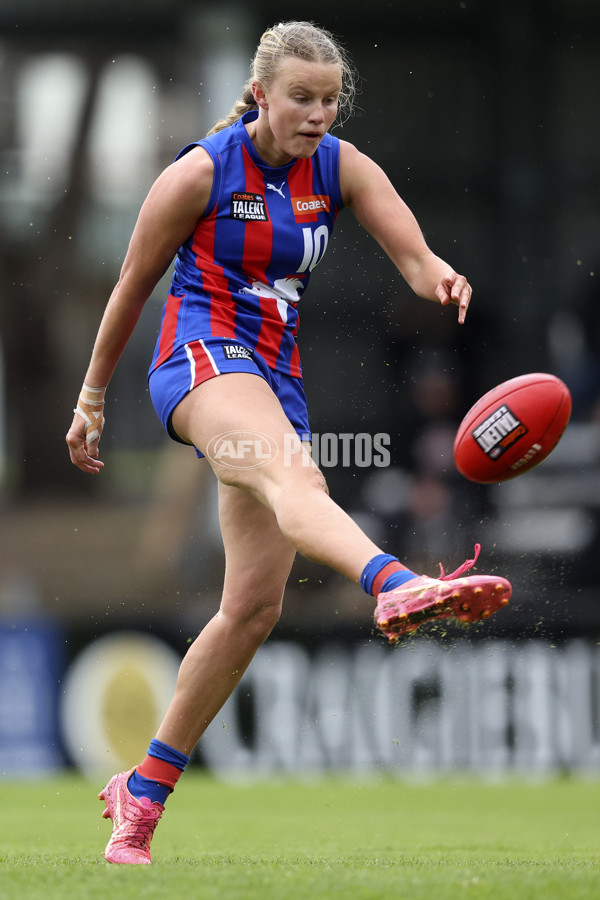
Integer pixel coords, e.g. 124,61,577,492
1,773,599,898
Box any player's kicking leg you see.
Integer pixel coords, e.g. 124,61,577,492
171,373,512,643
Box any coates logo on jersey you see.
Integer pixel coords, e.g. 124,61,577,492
292,195,331,222
230,192,269,221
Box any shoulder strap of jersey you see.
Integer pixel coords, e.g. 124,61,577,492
195,140,221,217
174,139,222,217
322,133,343,213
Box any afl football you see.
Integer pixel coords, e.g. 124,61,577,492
453,373,571,483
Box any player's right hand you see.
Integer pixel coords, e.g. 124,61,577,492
66,411,105,474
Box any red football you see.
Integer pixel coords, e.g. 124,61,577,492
453,373,572,483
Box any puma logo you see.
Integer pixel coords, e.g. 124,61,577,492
266,182,286,199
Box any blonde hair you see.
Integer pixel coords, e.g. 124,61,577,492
207,21,357,136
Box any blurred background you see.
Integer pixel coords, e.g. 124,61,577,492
1,0,600,778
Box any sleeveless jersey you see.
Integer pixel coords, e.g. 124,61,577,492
150,110,343,379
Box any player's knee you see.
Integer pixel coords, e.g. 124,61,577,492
292,440,329,494
293,458,329,495
251,598,282,642
211,461,255,492
311,464,329,495
213,456,328,496
222,595,282,644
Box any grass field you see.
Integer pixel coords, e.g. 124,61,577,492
1,773,599,899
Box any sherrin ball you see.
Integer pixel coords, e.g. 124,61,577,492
453,372,572,484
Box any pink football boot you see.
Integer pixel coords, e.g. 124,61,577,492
99,769,164,864
374,544,511,643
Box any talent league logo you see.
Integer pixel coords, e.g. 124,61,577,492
230,192,269,221
223,344,253,361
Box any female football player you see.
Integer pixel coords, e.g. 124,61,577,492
66,20,511,864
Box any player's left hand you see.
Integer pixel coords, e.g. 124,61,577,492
436,272,472,324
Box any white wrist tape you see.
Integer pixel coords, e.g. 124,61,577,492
74,383,106,444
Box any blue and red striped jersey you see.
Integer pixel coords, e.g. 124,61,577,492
150,110,343,378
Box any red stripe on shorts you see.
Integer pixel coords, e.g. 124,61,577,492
187,339,220,389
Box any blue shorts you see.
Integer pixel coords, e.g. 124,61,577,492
148,338,311,457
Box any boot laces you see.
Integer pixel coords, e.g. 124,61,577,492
117,801,161,850
437,543,481,580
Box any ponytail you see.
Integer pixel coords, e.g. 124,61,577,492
206,84,256,137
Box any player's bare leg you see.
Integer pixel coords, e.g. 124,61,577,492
154,482,297,753
100,483,297,862
172,373,511,643
170,373,384,582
